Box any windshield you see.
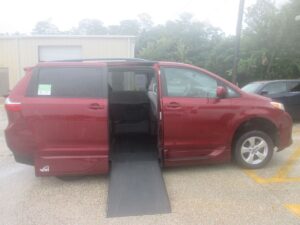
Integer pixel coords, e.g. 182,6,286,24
241,82,263,93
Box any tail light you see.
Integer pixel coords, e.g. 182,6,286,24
5,98,21,112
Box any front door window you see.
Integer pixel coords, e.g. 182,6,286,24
162,67,217,98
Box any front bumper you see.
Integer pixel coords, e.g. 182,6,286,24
277,112,293,151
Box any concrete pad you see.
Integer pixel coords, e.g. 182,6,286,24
1,106,300,224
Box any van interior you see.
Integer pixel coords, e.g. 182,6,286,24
107,66,159,160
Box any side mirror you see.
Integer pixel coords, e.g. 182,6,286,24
216,86,227,98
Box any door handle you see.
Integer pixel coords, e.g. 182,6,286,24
166,102,181,108
89,103,104,110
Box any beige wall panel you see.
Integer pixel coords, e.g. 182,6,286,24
0,39,19,88
0,36,135,88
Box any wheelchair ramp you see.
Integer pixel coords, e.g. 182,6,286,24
107,135,171,217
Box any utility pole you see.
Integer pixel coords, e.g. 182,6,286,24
232,0,245,85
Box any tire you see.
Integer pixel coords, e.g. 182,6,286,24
234,130,274,169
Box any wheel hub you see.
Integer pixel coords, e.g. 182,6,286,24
241,136,268,165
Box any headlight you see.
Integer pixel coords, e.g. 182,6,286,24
271,101,285,111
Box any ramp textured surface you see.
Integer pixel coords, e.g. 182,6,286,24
107,135,171,217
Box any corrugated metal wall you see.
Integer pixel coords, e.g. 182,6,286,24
0,36,135,89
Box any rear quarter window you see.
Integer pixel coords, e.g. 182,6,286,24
28,67,106,98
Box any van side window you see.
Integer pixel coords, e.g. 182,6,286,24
162,67,217,98
261,82,287,95
36,67,105,98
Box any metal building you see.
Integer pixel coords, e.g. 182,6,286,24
0,35,135,95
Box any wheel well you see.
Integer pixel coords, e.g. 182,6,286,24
232,118,278,154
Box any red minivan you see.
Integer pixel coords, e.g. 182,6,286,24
4,59,293,176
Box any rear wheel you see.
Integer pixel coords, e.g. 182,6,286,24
234,130,274,169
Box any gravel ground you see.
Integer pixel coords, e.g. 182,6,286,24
0,105,300,225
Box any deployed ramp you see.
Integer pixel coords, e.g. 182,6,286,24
107,135,171,217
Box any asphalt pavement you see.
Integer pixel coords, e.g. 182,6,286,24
1,105,299,225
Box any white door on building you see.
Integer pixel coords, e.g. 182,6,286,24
38,46,82,61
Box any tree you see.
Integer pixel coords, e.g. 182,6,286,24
277,0,300,78
206,36,235,79
108,20,140,35
240,0,279,80
138,13,153,32
74,19,107,35
27,0,299,84
32,20,60,35
136,13,224,71
237,0,300,84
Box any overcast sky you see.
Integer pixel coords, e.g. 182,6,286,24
0,0,288,34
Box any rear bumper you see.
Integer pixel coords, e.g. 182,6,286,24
4,125,36,165
13,152,34,165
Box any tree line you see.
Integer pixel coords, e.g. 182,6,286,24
6,0,300,86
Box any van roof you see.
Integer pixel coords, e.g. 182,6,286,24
36,58,206,68
37,58,157,67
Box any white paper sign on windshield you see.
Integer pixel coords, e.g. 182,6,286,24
38,84,52,95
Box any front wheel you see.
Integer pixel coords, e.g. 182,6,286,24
234,130,274,169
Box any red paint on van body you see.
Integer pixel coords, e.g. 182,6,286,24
4,61,292,176
5,62,109,176
156,62,292,167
